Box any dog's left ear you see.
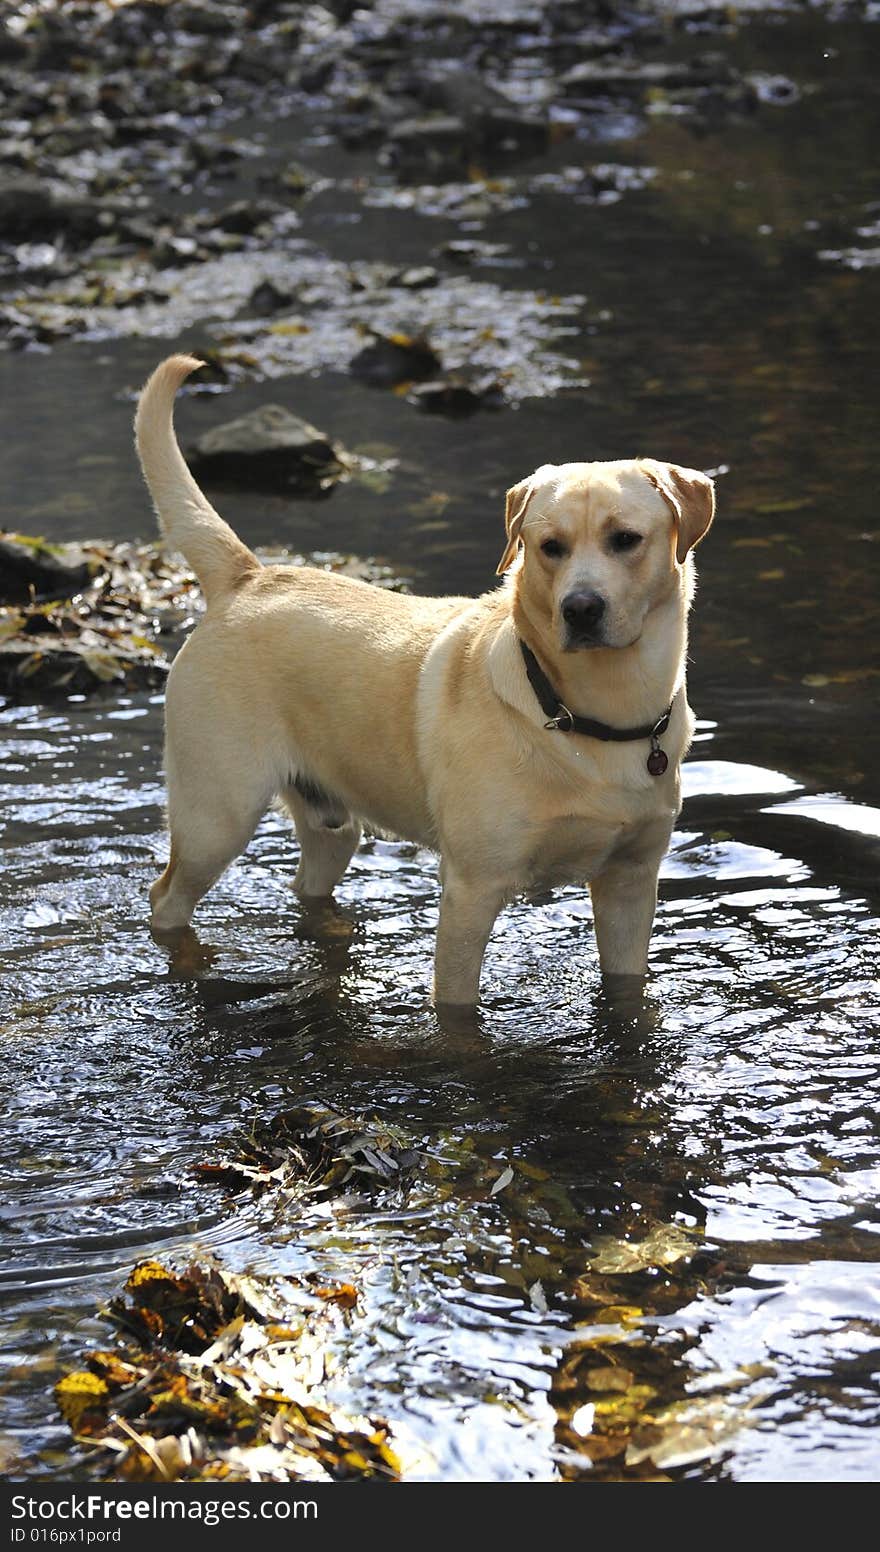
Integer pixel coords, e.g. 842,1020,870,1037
642,460,715,564
497,470,551,575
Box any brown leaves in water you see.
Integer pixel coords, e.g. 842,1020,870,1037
54,1256,400,1484
195,1103,424,1206
551,1219,762,1479
0,534,191,696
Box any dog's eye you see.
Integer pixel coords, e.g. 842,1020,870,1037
610,530,643,553
540,538,567,559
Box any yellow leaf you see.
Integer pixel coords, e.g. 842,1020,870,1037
55,1371,109,1427
593,1304,643,1325
588,1221,696,1274
754,498,812,514
268,321,310,336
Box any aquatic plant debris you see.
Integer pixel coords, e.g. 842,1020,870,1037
54,1256,401,1483
196,1103,425,1208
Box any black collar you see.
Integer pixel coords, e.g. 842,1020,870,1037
518,638,675,775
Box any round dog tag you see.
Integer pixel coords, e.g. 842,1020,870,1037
647,747,668,776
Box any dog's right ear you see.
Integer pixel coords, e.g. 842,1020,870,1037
496,477,537,575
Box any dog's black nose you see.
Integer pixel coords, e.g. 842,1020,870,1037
562,589,606,635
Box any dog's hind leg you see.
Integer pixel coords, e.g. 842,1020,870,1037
151,749,274,935
282,785,362,900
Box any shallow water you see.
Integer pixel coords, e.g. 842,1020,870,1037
2,5,879,1482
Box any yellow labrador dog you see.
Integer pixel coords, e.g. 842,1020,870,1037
135,355,713,1009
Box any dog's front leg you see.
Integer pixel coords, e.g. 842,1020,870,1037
433,866,507,1010
590,852,666,981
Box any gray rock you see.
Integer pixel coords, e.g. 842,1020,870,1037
189,404,349,492
386,115,470,178
0,176,136,244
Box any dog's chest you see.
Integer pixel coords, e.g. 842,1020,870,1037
521,772,678,888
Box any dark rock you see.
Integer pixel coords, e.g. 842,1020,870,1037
213,198,284,235
386,99,548,178
0,176,137,244
386,115,469,179
418,68,549,153
0,177,63,241
0,27,30,63
408,373,506,417
188,404,350,492
247,279,296,314
476,109,550,157
174,2,240,35
384,68,550,174
299,51,337,94
416,68,515,120
229,39,287,85
0,534,94,605
349,331,442,388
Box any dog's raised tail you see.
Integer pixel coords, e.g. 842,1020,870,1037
134,354,258,606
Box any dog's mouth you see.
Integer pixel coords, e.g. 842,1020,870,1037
562,622,607,651
561,626,640,653
563,636,602,652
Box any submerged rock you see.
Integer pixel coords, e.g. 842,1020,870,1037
408,372,506,417
247,278,297,314
349,329,441,387
188,403,350,491
386,114,471,179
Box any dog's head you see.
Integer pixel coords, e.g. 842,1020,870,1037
497,458,714,652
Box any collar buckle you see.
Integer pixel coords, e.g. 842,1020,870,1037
544,703,574,732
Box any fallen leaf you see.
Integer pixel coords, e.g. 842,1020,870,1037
490,1165,514,1195
588,1221,696,1274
